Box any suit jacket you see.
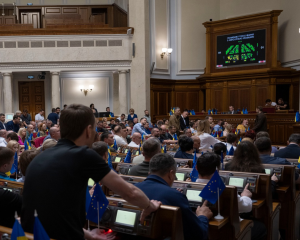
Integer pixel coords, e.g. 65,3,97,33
135,175,209,240
180,116,190,130
253,112,267,132
227,110,238,114
169,115,181,131
274,144,300,159
0,121,5,130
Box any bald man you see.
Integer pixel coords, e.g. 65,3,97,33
159,125,178,145
43,127,61,143
128,132,142,148
0,129,7,147
192,136,201,153
26,124,34,140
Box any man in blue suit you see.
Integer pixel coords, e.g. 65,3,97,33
0,114,6,130
135,153,213,240
274,134,300,159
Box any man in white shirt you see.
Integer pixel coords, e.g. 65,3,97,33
128,132,141,148
35,109,45,122
195,152,267,239
113,125,128,146
265,99,276,107
0,129,7,147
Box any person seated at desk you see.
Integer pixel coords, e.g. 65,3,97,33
183,128,192,138
196,120,220,149
92,141,109,162
106,107,114,117
223,123,232,137
265,99,276,107
127,108,137,121
90,103,98,114
236,119,249,132
276,98,288,110
213,143,227,159
100,132,116,153
113,125,128,146
256,131,277,153
197,152,267,240
132,117,148,136
18,149,40,183
274,133,300,159
17,127,26,146
145,122,151,135
213,120,223,132
135,153,213,240
225,133,237,152
159,125,177,144
43,126,60,143
128,132,141,148
0,147,17,181
244,129,256,142
96,120,108,133
192,136,200,153
129,138,161,177
174,136,194,159
6,115,21,133
227,105,238,114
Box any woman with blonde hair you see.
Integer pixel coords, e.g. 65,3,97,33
127,108,137,121
223,123,233,137
7,140,20,156
17,128,26,145
42,139,58,151
38,123,47,136
197,120,220,149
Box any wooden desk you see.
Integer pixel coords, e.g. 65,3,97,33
154,113,295,145
97,117,116,121
209,217,229,229
252,199,265,209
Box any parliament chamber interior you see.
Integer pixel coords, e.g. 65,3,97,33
0,0,300,240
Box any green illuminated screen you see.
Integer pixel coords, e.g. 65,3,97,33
115,210,136,227
186,190,202,202
229,178,244,187
176,173,185,181
265,169,271,174
88,178,95,186
124,149,128,154
115,157,121,162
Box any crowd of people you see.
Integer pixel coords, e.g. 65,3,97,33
0,101,297,240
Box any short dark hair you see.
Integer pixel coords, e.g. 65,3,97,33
265,99,271,103
19,150,40,176
114,125,121,133
205,116,212,120
183,128,191,134
92,141,108,158
52,108,56,113
257,106,263,111
100,132,112,141
13,115,20,120
142,138,161,159
278,98,283,101
226,133,237,144
213,143,227,156
39,109,44,112
7,132,18,141
90,103,94,108
22,109,28,113
98,120,103,124
121,114,125,117
115,119,120,123
56,107,60,110
255,137,271,152
151,128,159,134
196,152,220,177
106,107,110,111
0,147,14,167
149,153,176,176
244,130,256,140
140,117,146,122
178,136,193,152
60,104,95,141
256,131,270,139
0,113,4,117
64,104,67,107
288,134,300,144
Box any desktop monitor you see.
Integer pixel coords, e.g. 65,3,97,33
88,178,95,187
264,168,273,175
114,157,121,163
176,173,185,181
115,210,137,227
5,113,14,122
228,177,246,188
98,112,110,118
186,189,202,202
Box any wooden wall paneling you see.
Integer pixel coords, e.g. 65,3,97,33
276,125,286,145
113,4,127,27
79,7,90,23
45,7,61,14
175,92,187,111
106,6,114,27
62,7,78,14
292,79,299,111
211,89,222,111
4,16,15,24
205,85,211,111
158,92,168,115
222,81,228,113
229,89,239,109
187,92,199,111
240,88,250,110
289,83,293,110
250,80,256,111
268,124,276,141
199,90,204,111
0,18,2,24
256,86,268,107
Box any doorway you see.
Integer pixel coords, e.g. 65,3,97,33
18,81,45,121
19,9,41,28
276,84,290,108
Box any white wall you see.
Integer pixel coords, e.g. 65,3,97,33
61,77,109,112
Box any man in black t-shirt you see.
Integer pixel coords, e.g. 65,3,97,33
276,98,288,110
21,104,161,240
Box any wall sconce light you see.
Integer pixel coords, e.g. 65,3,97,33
79,85,94,96
161,48,173,59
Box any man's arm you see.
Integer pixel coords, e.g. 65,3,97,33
252,115,264,131
101,171,161,222
179,118,185,131
135,124,148,136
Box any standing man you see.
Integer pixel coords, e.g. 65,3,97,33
5,115,20,133
144,110,153,128
132,118,148,136
106,107,114,117
180,110,189,130
253,106,267,133
47,108,59,125
56,107,61,117
21,104,161,240
0,113,6,130
20,109,32,127
35,109,45,123
169,107,181,134
227,106,237,114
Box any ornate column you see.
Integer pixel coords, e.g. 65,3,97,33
112,72,120,116
50,72,60,108
2,72,12,113
119,70,128,115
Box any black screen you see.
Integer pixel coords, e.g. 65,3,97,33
216,29,266,68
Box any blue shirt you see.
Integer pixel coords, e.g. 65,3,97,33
131,123,147,136
47,113,59,124
174,150,194,159
0,172,16,181
213,124,221,132
145,128,151,135
5,121,19,133
135,175,209,240
43,135,52,143
127,114,138,121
